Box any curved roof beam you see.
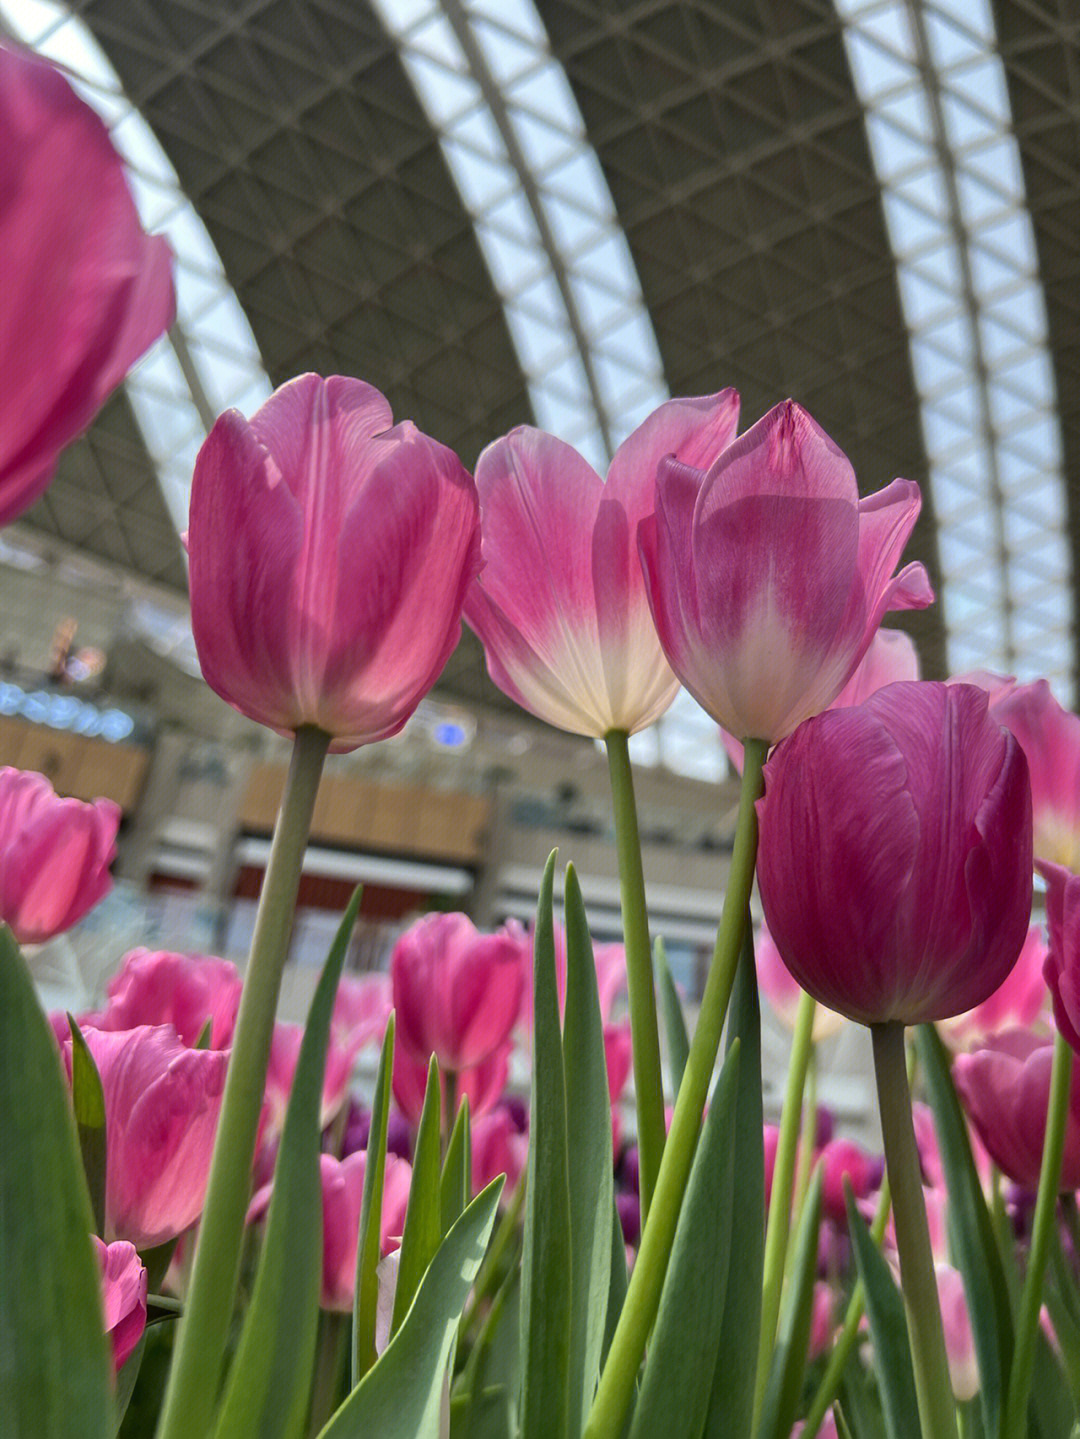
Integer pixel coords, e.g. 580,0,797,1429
836,0,1072,691
2,0,273,542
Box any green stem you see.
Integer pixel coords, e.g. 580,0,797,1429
605,728,667,1226
802,1174,892,1438
1003,1028,1074,1439
753,987,818,1432
307,1310,349,1436
156,725,330,1439
871,1021,958,1439
789,1046,818,1265
584,738,768,1439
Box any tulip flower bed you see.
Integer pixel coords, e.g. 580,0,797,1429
7,36,1080,1439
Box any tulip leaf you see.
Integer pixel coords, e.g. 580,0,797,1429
628,1039,740,1439
441,1096,472,1238
212,883,361,1439
758,1164,824,1439
316,1178,504,1439
563,863,615,1430
1042,1280,1080,1416
67,1013,108,1237
454,1265,520,1439
601,1191,628,1370
655,937,689,1094
0,927,113,1438
520,850,572,1439
352,1012,395,1384
845,1185,920,1439
392,1055,444,1336
703,923,764,1437
914,1024,1013,1437
1031,1324,1076,1439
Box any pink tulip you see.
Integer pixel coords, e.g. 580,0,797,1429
723,626,921,774
90,949,242,1049
263,1019,356,1139
756,925,845,1042
187,374,480,749
604,1022,633,1106
248,1151,411,1312
332,972,392,1054
465,394,740,736
757,682,1032,1026
793,1413,839,1439
92,1237,147,1374
594,942,628,1021
990,680,1080,872
392,913,524,1073
936,1263,979,1401
953,1028,1080,1190
808,1281,837,1361
0,46,174,525
639,399,933,743
0,767,120,944
1038,863,1080,1054
392,1042,510,1126
471,1104,528,1195
818,1138,881,1227
63,1025,227,1247
938,925,1050,1050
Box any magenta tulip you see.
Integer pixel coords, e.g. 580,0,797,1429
63,1025,228,1247
92,1237,147,1374
818,1138,881,1227
0,767,120,944
953,1028,1080,1191
465,393,740,736
91,949,242,1049
1039,863,1080,1054
187,373,480,749
757,682,1032,1026
392,913,525,1073
471,1104,528,1195
392,1042,510,1126
639,399,933,743
605,1022,633,1107
991,679,1080,872
0,47,174,525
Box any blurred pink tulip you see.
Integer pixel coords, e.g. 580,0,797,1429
248,1151,411,1312
471,1104,528,1195
793,1413,838,1439
465,393,739,736
0,46,174,525
188,374,480,749
954,1028,1080,1191
757,683,1032,1026
0,767,119,945
935,1264,979,1401
991,680,1080,872
332,972,392,1054
756,925,845,1042
1037,863,1080,1054
604,1022,633,1107
92,1236,147,1375
63,1025,227,1247
639,399,932,743
392,913,524,1073
808,1281,837,1361
263,1019,356,1139
938,925,1050,1050
90,949,241,1049
818,1138,881,1227
723,626,921,774
392,1042,511,1126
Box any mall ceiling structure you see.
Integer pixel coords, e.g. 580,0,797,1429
2,0,1077,777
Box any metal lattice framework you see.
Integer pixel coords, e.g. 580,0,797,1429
3,0,1078,757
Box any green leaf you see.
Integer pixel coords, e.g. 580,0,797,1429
352,1012,395,1384
392,1055,444,1336
1030,1323,1077,1438
454,1266,520,1439
67,1014,107,1237
703,922,763,1437
442,1097,472,1238
915,1025,1013,1438
655,938,689,1095
601,1191,628,1372
0,927,113,1438
1042,1280,1080,1417
834,1402,856,1439
845,1185,920,1439
212,884,361,1439
317,1179,504,1439
759,1165,824,1439
629,1040,740,1439
563,863,615,1430
519,851,572,1439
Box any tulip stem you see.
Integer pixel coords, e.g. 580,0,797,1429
156,724,330,1439
752,987,818,1433
871,1021,958,1439
802,1173,892,1439
789,1046,819,1271
308,1310,349,1436
583,738,768,1439
604,728,666,1225
1003,1028,1074,1439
